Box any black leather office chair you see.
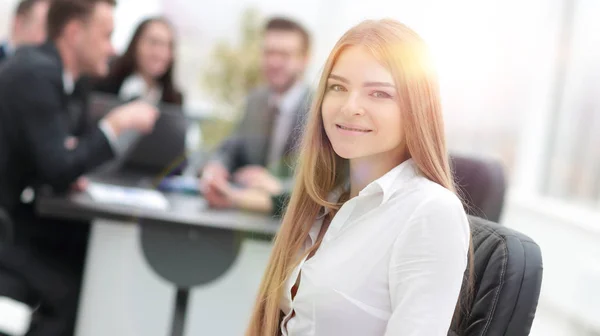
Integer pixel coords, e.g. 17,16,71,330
449,216,543,336
451,154,507,223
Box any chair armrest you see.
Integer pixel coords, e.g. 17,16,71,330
0,296,32,336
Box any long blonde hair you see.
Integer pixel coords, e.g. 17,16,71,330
246,19,469,336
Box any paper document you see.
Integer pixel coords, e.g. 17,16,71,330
87,182,170,211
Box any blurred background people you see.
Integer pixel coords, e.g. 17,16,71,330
200,16,311,208
0,0,49,61
0,0,158,334
94,16,183,105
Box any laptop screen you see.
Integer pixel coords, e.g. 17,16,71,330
88,92,190,176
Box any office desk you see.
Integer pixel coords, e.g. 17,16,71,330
37,177,279,336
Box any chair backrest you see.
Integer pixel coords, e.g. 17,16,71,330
449,216,543,336
450,154,507,223
0,207,13,248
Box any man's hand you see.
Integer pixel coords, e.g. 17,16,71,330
233,165,282,195
204,179,273,213
199,162,231,208
63,136,88,192
202,181,234,209
103,100,159,136
64,136,78,150
71,177,89,192
200,161,230,185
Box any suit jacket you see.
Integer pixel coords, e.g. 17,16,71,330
0,43,8,62
0,42,114,217
211,86,310,183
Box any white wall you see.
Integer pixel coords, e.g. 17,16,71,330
111,0,162,53
0,0,17,39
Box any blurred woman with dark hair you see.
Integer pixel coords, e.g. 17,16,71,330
96,17,183,105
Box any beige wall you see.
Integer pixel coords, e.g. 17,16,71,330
0,0,18,40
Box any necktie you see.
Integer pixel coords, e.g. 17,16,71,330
265,102,284,176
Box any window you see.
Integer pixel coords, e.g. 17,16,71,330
543,0,600,208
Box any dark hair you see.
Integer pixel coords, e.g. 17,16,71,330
47,0,116,40
15,0,47,17
104,17,182,105
264,17,311,54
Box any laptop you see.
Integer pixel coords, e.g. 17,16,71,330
88,92,190,177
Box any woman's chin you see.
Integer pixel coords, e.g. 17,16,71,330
331,145,364,160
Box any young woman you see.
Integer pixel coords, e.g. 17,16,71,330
245,19,471,336
95,17,183,105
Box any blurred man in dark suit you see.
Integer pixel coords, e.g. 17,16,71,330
0,0,50,61
0,0,159,334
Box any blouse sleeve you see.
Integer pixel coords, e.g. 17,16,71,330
385,193,470,336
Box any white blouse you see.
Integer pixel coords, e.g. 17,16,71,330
279,159,470,336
